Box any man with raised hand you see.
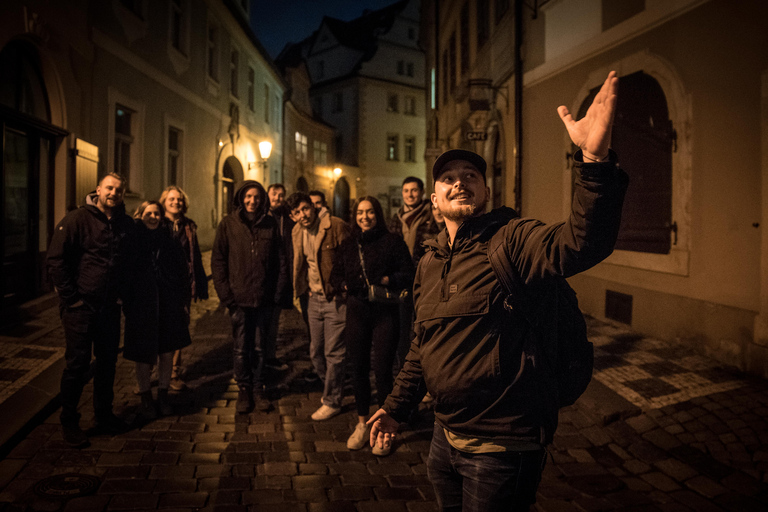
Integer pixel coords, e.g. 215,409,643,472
368,72,626,511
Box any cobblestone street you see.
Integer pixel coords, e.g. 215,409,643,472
1,279,768,511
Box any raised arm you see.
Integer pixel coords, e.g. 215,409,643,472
558,71,618,162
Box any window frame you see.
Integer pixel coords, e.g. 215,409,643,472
229,46,240,98
206,19,220,83
386,134,399,161
107,87,145,194
404,136,416,163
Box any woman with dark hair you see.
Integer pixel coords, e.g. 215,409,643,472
330,196,414,456
159,185,208,391
124,200,191,418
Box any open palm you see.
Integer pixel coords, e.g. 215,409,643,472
557,71,618,161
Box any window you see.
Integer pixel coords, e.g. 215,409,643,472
386,134,398,161
404,136,416,162
460,4,469,75
247,67,255,111
313,140,328,165
387,93,398,112
397,60,404,75
574,71,674,254
167,126,182,186
264,84,270,123
170,0,184,52
495,0,510,24
404,96,416,115
230,49,239,98
114,104,135,186
406,62,414,77
295,131,307,161
449,33,457,94
477,0,490,48
333,91,343,112
207,24,219,81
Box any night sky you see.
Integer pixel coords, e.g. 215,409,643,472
251,0,402,59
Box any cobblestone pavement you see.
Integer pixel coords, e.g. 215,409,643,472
1,278,768,511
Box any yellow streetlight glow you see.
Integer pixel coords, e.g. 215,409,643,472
333,167,342,177
258,141,272,160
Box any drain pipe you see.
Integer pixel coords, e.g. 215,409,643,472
514,0,523,212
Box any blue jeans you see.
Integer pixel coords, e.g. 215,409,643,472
427,423,546,512
307,293,346,408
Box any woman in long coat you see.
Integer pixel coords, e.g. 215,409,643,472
330,196,415,456
124,200,191,418
160,185,208,391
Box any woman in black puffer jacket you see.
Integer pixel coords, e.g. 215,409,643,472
330,196,414,456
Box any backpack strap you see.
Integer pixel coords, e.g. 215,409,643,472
487,226,537,320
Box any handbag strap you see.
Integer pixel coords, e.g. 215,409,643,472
356,241,372,287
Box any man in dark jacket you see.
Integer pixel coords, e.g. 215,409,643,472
264,183,294,375
47,173,135,447
368,72,627,510
211,180,288,414
287,192,351,421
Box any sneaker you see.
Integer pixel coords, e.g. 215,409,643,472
94,413,129,435
346,423,369,450
169,377,187,392
62,424,89,448
372,438,392,457
264,358,289,372
138,391,157,420
311,404,341,421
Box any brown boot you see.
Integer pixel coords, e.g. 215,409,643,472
236,385,254,414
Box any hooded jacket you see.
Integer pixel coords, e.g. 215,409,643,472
382,153,628,445
47,192,135,306
211,180,288,309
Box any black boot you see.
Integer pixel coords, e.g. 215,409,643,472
157,388,173,417
138,391,157,420
253,386,272,412
236,385,254,414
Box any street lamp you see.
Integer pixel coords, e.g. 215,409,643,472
259,141,272,180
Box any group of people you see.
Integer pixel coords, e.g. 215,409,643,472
48,71,626,511
48,181,207,447
211,177,444,457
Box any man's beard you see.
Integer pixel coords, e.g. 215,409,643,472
441,195,488,222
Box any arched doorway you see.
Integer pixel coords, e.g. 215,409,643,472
222,155,244,215
333,177,350,222
0,40,65,306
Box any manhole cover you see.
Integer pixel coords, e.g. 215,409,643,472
33,473,101,499
566,474,625,494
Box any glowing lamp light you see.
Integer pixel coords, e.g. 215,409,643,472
333,167,342,177
258,141,272,160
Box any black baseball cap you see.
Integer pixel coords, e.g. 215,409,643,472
432,149,487,181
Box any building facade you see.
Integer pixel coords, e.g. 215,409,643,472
422,0,768,376
0,0,285,309
280,0,427,219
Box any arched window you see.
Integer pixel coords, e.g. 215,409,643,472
575,71,674,254
0,41,50,121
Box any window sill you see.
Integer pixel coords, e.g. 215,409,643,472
602,247,690,276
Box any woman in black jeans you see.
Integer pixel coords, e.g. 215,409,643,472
331,196,414,456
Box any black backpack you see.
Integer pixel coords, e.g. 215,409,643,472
487,227,594,408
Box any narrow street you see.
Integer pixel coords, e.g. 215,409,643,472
0,277,767,511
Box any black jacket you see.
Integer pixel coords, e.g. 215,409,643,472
382,152,629,444
47,193,135,306
211,181,288,309
330,226,415,301
269,204,295,309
